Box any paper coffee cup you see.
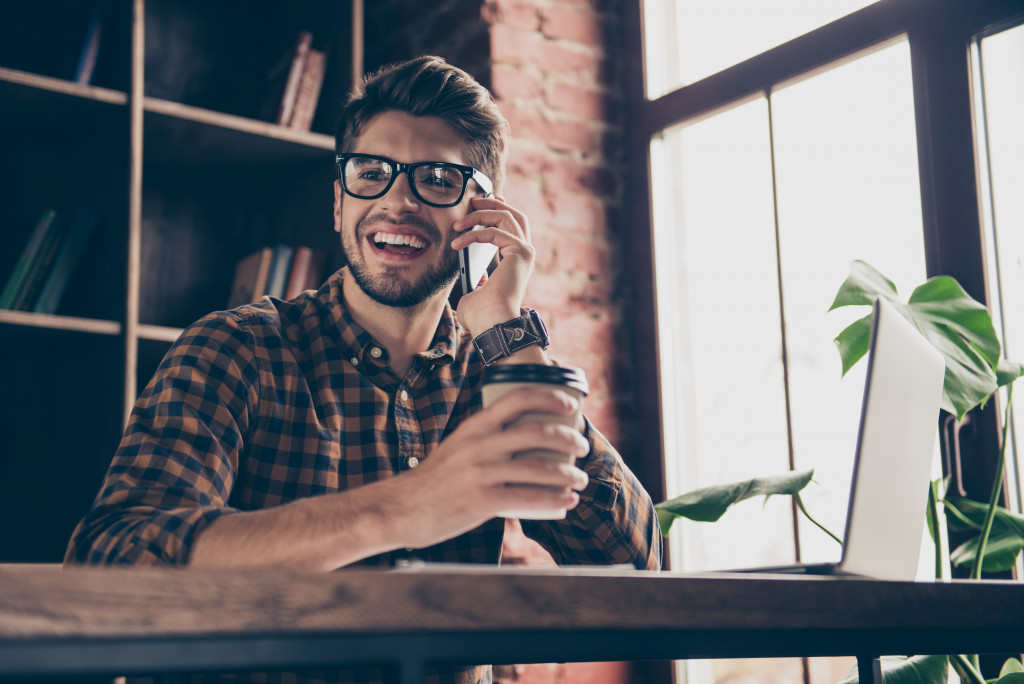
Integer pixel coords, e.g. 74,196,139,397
481,364,589,520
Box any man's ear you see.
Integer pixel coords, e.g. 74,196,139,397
333,179,342,233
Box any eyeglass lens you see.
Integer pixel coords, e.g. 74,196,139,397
342,156,466,206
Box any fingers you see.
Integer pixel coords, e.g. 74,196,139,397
466,387,581,436
452,196,531,243
472,420,590,466
450,224,533,258
486,484,581,515
484,458,590,491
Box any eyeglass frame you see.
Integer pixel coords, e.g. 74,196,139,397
335,153,494,208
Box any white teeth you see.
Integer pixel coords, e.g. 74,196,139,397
372,232,427,249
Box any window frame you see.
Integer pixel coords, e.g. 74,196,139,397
622,0,1024,559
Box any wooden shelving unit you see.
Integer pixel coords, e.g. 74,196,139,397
0,0,361,562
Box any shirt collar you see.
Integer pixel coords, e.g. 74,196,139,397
321,267,461,367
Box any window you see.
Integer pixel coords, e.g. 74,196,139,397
977,23,1024,523
627,1,1024,682
652,35,926,684
644,0,881,96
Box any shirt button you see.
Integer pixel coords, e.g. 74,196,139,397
408,456,420,469
400,389,409,402
350,357,359,366
370,347,383,358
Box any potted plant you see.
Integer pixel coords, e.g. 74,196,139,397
655,260,1024,684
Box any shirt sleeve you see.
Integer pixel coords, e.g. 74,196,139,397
519,418,663,570
64,312,261,566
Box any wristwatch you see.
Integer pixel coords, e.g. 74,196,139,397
473,308,550,365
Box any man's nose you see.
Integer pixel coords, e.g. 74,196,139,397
381,171,421,208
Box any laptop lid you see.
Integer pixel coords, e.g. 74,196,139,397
836,297,945,580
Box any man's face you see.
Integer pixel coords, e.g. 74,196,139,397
335,111,477,308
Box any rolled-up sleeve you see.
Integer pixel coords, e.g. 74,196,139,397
519,418,663,570
65,312,261,566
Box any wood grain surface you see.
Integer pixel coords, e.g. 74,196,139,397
2,564,1022,639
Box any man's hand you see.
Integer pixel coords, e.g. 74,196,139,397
382,387,590,550
452,195,534,337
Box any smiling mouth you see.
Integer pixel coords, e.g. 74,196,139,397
369,231,428,255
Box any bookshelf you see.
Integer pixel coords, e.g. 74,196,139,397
0,0,361,562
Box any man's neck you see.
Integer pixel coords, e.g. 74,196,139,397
340,270,452,378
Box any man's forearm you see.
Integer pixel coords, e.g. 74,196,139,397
188,482,401,571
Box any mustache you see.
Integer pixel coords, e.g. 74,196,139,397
358,213,441,242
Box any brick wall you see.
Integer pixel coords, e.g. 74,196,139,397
484,0,631,451
364,3,639,682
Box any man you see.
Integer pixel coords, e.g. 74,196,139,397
67,56,661,682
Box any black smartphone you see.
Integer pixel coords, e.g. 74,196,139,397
458,227,499,294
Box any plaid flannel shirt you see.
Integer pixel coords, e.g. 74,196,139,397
66,268,662,684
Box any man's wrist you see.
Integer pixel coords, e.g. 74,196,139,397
493,344,549,365
472,308,550,366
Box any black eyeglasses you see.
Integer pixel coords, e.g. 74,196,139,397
336,153,494,208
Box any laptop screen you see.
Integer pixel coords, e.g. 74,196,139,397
838,297,945,580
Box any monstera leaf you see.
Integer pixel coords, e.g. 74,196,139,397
837,656,949,684
943,496,1024,572
655,470,813,536
830,260,1023,420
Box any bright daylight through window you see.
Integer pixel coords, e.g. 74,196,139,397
643,0,881,97
647,29,926,684
977,23,1024,523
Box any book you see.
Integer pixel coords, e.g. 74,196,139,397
283,246,327,299
277,31,313,126
73,0,112,85
11,212,68,311
227,247,274,308
257,43,293,123
0,208,59,310
33,209,98,314
265,244,295,299
288,48,328,132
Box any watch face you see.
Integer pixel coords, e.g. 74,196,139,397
524,309,550,348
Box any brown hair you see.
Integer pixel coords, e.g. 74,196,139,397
335,56,509,193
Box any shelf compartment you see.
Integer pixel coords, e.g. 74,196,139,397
0,77,130,324
143,0,354,135
0,0,132,93
1,326,125,562
138,161,339,329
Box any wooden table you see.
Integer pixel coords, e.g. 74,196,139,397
1,563,1022,683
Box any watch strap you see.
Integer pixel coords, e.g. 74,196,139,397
473,308,550,365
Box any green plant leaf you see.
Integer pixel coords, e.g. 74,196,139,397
996,358,1024,388
829,259,900,310
992,673,1024,684
654,470,814,536
945,496,1024,537
837,655,949,684
999,658,1024,677
944,495,1024,572
950,532,1024,572
834,314,873,377
908,276,1001,368
830,261,1014,420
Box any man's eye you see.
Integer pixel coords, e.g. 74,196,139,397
359,168,386,181
421,168,458,188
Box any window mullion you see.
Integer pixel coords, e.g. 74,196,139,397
766,90,802,563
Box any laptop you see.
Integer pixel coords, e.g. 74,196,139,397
721,296,946,580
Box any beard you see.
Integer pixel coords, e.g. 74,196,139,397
342,213,459,308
